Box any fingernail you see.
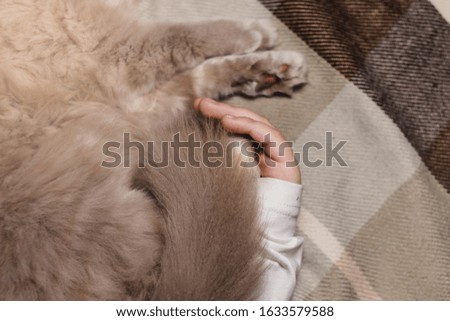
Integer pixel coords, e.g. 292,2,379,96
194,98,216,110
193,98,202,110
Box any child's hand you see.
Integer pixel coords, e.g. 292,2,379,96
194,98,301,184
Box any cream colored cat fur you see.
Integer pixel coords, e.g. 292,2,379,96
0,0,306,300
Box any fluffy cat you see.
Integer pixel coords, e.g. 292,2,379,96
0,0,306,300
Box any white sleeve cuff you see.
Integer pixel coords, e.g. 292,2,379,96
258,177,303,238
257,177,304,301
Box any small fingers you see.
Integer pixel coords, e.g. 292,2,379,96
194,98,272,127
220,115,292,163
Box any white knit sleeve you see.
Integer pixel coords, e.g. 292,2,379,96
256,177,304,301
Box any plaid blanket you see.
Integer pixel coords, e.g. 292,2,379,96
141,0,450,300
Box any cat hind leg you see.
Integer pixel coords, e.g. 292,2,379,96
191,50,307,99
142,50,306,116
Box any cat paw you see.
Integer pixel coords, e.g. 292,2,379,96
237,51,307,97
240,20,279,53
